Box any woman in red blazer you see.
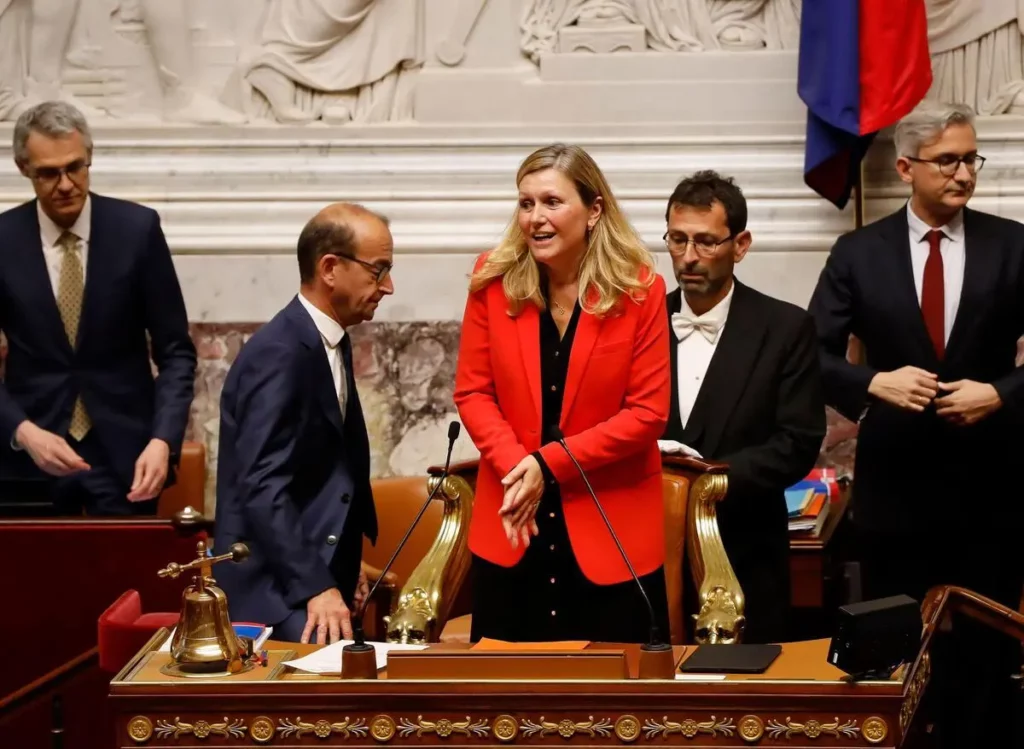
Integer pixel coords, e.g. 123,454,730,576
454,143,671,643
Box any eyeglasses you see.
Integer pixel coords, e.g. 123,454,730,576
906,153,986,177
26,159,91,186
336,254,392,284
663,232,734,257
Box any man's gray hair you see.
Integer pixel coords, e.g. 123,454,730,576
893,102,975,158
12,101,94,166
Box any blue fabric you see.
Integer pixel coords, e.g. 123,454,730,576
797,0,871,209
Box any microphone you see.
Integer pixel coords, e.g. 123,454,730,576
549,426,674,671
341,420,461,678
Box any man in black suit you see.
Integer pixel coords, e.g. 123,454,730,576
0,101,196,516
809,102,1024,746
215,203,392,644
662,170,826,644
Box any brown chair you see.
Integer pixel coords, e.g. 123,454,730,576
380,457,743,646
157,441,207,518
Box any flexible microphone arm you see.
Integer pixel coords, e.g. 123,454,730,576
550,426,668,650
350,421,461,646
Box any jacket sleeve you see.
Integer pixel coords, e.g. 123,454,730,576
538,275,671,483
718,314,827,497
991,235,1024,418
808,235,879,422
229,344,336,608
142,211,197,462
453,258,530,478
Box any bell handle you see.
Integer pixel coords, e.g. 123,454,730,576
157,543,250,578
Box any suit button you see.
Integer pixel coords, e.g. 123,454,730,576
341,494,351,504
326,535,338,545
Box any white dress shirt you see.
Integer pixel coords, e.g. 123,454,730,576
672,282,734,428
906,202,964,346
38,196,92,295
298,293,348,418
11,199,94,450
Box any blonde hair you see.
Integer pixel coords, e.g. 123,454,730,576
470,143,656,316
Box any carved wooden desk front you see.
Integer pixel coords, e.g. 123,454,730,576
110,633,919,748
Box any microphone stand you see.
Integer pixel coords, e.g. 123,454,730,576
341,422,461,679
551,428,676,680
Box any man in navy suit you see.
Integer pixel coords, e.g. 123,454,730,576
0,101,196,516
215,203,392,644
809,102,1024,747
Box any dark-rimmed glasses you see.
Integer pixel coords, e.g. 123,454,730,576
336,254,392,284
906,153,985,177
663,232,735,258
25,159,91,187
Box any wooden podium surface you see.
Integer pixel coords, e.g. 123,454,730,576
110,632,913,748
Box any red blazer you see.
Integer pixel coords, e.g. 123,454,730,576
454,256,670,585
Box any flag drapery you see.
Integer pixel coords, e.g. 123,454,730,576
798,0,933,209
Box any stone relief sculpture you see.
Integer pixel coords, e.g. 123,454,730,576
519,0,800,61
222,0,425,124
926,0,1024,115
0,0,244,122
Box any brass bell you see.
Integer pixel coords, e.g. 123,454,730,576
157,539,252,677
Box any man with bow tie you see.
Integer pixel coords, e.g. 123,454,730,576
662,170,826,643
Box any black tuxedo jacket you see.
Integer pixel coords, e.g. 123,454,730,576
0,194,196,488
214,296,378,625
664,281,825,641
809,206,1024,532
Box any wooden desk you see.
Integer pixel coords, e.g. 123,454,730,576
110,631,914,748
789,490,850,614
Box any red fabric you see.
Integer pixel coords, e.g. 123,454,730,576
454,254,670,584
922,229,945,359
97,589,179,674
858,0,932,135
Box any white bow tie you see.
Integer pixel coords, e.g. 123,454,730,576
672,312,722,344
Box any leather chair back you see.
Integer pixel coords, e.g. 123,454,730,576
158,441,207,518
661,473,690,645
362,477,445,590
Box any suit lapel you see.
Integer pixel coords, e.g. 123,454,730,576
515,303,542,424
945,208,999,361
78,194,115,350
285,297,345,437
664,288,687,440
561,306,604,424
880,209,942,365
14,202,72,356
689,281,766,456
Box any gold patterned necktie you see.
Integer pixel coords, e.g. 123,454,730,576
56,231,91,440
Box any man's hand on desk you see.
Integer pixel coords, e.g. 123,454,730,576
128,438,170,501
935,380,1002,426
867,366,938,412
303,587,352,644
13,421,90,476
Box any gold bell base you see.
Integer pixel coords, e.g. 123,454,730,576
159,658,256,679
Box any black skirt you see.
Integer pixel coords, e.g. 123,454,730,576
469,484,670,644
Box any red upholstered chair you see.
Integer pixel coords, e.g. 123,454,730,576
97,590,179,674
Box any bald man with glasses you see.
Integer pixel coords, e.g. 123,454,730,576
214,203,394,645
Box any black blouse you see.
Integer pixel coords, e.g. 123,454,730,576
534,303,582,480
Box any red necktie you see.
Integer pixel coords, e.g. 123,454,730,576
921,229,945,359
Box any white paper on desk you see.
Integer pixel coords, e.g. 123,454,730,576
675,673,727,681
658,440,703,458
281,640,427,674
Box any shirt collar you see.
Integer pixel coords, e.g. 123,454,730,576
37,194,92,248
298,292,345,347
679,278,735,326
906,201,964,245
